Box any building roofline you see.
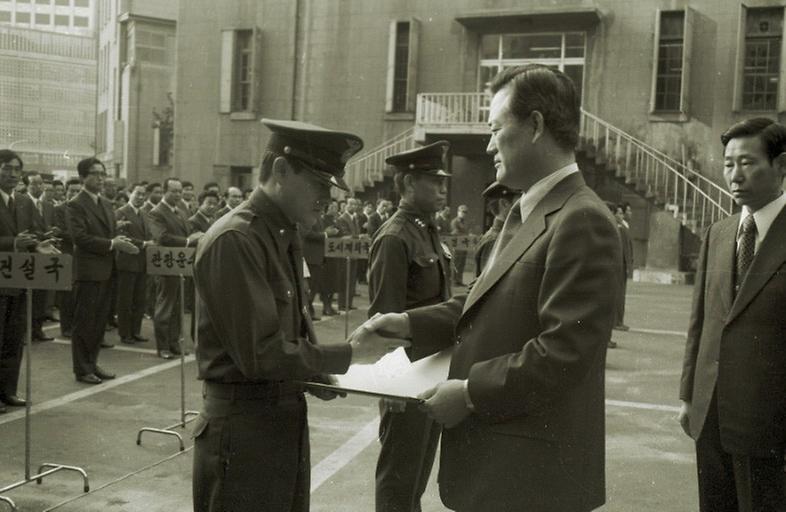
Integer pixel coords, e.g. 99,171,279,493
455,6,602,30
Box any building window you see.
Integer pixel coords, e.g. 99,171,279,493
54,14,68,26
219,28,258,114
74,0,88,6
35,0,50,4
742,8,783,111
15,12,30,23
385,18,420,113
34,12,50,25
54,0,70,5
0,11,10,22
479,32,585,100
73,15,88,27
654,12,684,111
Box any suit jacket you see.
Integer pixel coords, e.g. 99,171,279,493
336,212,360,237
406,173,620,511
67,190,117,282
366,211,383,237
115,204,151,273
53,202,73,255
302,217,326,266
618,222,634,277
0,193,38,296
188,211,212,235
680,205,786,458
149,201,192,247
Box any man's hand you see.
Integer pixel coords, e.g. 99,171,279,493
15,231,38,251
348,324,410,364
34,239,61,254
112,235,139,254
678,401,691,437
306,374,346,401
360,312,412,339
419,380,471,428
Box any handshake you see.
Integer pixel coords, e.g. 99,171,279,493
347,312,412,364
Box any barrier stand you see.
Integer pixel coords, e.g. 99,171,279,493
136,246,198,452
344,255,351,339
0,253,89,511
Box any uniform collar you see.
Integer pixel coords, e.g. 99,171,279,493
249,186,297,233
398,200,436,229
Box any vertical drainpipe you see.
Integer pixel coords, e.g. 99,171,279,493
290,0,300,121
291,0,311,121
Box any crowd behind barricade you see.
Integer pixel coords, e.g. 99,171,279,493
0,148,480,410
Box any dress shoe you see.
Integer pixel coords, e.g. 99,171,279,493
608,340,618,349
76,373,102,384
132,334,149,342
613,324,630,331
61,329,72,339
100,341,115,348
94,367,116,380
158,350,174,360
0,394,26,407
32,330,53,342
121,337,136,345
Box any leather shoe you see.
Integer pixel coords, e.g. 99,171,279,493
132,334,149,342
0,394,26,407
100,341,114,348
121,337,136,345
32,330,53,342
94,367,115,380
608,340,618,349
613,324,630,331
76,374,102,384
158,350,174,360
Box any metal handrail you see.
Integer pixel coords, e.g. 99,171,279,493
343,128,416,192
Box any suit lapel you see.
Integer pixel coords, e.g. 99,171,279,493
727,206,786,323
712,216,738,316
79,191,110,231
0,197,17,235
461,173,584,315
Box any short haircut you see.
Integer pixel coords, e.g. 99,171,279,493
52,179,64,187
22,171,41,185
489,64,580,151
203,181,219,191
720,117,786,163
163,177,181,191
145,182,162,194
0,149,22,168
181,180,194,189
198,190,220,204
65,177,82,188
77,157,105,178
258,151,304,183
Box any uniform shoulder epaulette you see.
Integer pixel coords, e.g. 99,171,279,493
375,214,407,238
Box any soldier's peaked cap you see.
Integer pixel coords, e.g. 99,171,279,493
385,140,451,177
482,181,520,199
261,118,364,192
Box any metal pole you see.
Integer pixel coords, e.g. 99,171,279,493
344,256,351,339
179,275,186,426
24,289,32,481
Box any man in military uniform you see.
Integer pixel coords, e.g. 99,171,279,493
191,119,408,512
368,141,452,512
474,182,521,277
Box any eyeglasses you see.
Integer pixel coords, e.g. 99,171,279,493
87,170,107,177
0,164,22,173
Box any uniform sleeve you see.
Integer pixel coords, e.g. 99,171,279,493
195,230,351,381
67,201,113,255
367,235,409,317
680,225,711,402
466,205,620,419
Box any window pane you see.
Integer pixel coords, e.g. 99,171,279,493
74,0,89,6
54,14,68,25
233,30,254,112
478,65,498,91
54,0,69,5
15,12,30,23
745,7,783,37
73,15,88,27
742,7,782,111
392,21,410,112
0,11,10,22
480,34,499,60
502,34,561,59
565,33,585,58
34,12,50,24
654,11,685,112
564,65,583,104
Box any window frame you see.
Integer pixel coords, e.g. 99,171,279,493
219,27,259,116
649,8,693,122
385,17,420,114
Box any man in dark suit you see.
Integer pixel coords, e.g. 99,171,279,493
148,178,202,359
366,199,387,239
187,190,219,234
115,183,152,345
302,213,327,321
335,197,360,310
68,158,139,384
0,150,60,410
354,65,620,512
679,117,786,512
141,182,163,319
23,171,55,342
54,178,81,338
613,203,633,332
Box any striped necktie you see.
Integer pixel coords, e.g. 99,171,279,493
734,213,757,296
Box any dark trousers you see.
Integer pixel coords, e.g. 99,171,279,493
453,251,467,284
696,396,786,512
145,275,156,317
108,272,117,324
307,263,323,308
337,259,357,309
57,288,74,335
0,294,26,396
154,276,182,353
71,279,112,376
322,258,339,308
31,289,47,333
615,273,628,325
116,270,146,340
376,403,441,512
193,392,310,512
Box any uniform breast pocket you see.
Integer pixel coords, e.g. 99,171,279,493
414,252,439,268
269,278,294,304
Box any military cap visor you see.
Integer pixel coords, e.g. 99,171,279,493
386,140,452,177
261,118,364,192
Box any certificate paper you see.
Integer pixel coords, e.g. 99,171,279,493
302,347,453,402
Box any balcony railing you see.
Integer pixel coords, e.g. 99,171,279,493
416,92,490,126
342,128,416,193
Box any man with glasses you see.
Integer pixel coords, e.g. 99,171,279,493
67,158,138,384
0,150,59,410
191,119,408,512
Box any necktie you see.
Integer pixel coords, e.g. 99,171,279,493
483,199,523,273
7,195,16,229
734,214,757,295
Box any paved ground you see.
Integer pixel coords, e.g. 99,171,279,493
0,279,699,511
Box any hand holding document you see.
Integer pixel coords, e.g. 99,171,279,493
348,317,411,364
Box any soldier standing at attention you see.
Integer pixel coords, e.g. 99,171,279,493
368,141,453,512
191,119,408,512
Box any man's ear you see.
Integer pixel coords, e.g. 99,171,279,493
271,156,290,184
530,111,545,144
774,152,786,177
